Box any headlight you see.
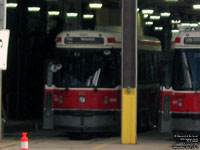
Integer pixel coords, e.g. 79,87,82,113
79,96,86,103
178,102,182,107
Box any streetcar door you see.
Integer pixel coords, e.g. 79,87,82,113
43,60,62,129
159,51,173,133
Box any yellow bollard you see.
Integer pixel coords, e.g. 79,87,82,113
121,88,137,144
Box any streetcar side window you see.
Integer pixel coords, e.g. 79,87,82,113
138,54,143,82
138,51,160,84
146,54,152,82
185,51,200,90
138,52,146,83
151,54,155,81
153,54,159,81
172,51,192,90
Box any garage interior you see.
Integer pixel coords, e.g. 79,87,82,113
0,0,200,149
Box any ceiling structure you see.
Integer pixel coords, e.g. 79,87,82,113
138,0,200,24
7,0,200,16
7,0,200,30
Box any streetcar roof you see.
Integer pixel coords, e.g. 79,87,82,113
56,30,121,49
173,30,200,49
55,30,162,51
138,35,162,52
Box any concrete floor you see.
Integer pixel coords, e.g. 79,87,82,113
0,121,196,150
0,130,176,150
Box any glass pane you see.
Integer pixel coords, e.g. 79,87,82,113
172,50,192,90
52,48,121,88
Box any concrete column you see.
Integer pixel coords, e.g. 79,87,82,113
121,0,137,144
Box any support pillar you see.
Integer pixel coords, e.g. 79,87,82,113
121,0,137,144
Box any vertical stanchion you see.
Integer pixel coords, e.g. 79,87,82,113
121,0,137,144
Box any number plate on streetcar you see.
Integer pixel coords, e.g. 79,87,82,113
64,37,104,44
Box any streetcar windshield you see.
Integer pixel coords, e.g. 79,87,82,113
51,48,121,88
172,49,200,90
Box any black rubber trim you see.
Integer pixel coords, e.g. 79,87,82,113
172,113,200,119
53,110,120,116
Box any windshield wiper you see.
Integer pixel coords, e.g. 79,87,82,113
183,57,197,94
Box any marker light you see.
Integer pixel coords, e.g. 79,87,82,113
107,37,120,43
28,7,40,12
54,95,64,104
6,3,18,8
175,37,181,43
48,11,60,16
56,37,62,43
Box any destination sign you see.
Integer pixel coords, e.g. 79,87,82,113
184,37,200,45
64,37,104,44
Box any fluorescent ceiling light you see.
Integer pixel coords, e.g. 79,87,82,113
165,0,179,2
171,20,181,24
142,9,154,15
145,21,153,26
154,27,163,31
6,3,18,8
172,29,179,33
181,23,190,27
150,15,160,20
48,11,60,16
83,14,94,19
89,3,103,9
28,7,40,12
67,13,78,18
193,4,200,9
143,14,148,18
160,12,171,17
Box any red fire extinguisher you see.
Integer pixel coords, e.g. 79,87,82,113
21,132,29,150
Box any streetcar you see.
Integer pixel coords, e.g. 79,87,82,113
43,29,162,133
160,28,200,134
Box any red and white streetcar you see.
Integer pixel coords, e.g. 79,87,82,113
43,29,162,133
160,28,200,133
